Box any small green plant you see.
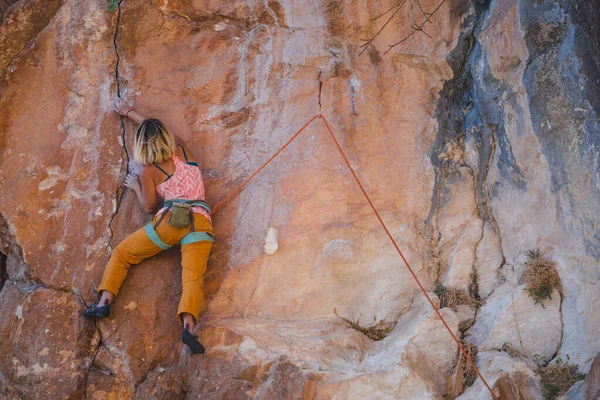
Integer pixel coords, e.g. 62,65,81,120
526,249,541,260
106,0,118,12
334,308,396,341
522,250,562,307
538,358,586,400
433,285,477,311
525,285,553,305
433,284,445,297
464,376,476,387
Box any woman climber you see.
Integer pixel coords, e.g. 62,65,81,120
83,99,213,354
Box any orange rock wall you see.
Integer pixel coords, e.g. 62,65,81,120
1,0,599,398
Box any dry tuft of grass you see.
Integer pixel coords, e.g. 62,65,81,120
521,249,562,307
446,342,479,398
433,285,478,311
538,358,586,400
462,343,479,388
334,308,396,341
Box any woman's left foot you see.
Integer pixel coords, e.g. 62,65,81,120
181,329,205,354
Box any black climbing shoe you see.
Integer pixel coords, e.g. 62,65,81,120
83,302,110,319
181,329,205,354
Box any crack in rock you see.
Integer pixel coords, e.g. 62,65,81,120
106,0,130,248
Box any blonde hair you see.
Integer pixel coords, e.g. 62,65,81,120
133,119,176,165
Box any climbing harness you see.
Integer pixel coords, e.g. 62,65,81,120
153,199,211,230
210,68,499,399
145,199,214,250
106,0,118,12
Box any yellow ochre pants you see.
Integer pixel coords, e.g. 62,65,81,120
98,212,213,324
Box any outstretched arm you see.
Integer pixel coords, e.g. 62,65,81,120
114,98,185,144
114,98,148,125
123,109,146,125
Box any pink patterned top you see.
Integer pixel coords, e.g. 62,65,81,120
155,154,211,222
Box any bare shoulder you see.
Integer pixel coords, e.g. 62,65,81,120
174,144,185,158
139,164,154,175
139,164,157,181
175,142,197,163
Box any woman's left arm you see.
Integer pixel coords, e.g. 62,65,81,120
125,167,159,213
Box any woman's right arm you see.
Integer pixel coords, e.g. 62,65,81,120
123,109,146,125
113,97,186,146
114,97,146,125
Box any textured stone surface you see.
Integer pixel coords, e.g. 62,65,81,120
562,353,600,400
457,352,542,400
469,284,562,364
0,0,121,290
133,366,188,400
584,354,600,400
455,304,476,332
0,0,599,398
0,282,98,399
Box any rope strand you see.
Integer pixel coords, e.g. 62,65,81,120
212,115,319,213
209,112,498,399
320,115,498,399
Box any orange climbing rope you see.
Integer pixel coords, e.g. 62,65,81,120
211,115,319,213
321,115,498,399
211,79,498,400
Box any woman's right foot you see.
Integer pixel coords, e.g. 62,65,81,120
83,302,110,319
181,329,205,354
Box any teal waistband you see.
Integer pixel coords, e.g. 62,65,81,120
163,199,212,215
181,231,214,245
145,224,214,248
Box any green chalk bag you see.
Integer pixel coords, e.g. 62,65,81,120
168,203,192,228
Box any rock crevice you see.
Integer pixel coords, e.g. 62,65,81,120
107,0,130,248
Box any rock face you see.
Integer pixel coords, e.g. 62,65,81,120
0,0,599,398
470,285,562,364
560,354,600,400
0,282,97,399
